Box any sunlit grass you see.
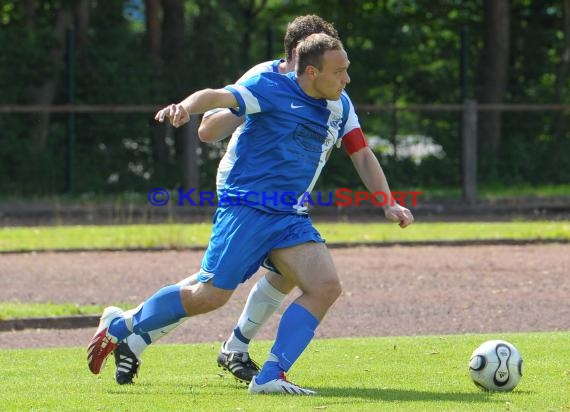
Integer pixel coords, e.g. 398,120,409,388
1,333,568,411
0,302,126,320
0,221,568,252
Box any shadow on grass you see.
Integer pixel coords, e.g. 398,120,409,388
105,380,530,404
314,386,521,403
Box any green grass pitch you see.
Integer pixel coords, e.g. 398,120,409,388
1,333,569,411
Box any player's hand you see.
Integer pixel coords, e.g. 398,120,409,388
154,104,190,128
384,204,414,228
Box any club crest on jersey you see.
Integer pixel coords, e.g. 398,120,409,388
329,116,343,131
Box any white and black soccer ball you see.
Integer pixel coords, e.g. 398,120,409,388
468,340,523,391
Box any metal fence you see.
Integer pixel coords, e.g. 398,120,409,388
1,103,569,201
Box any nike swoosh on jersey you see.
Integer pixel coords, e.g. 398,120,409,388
290,103,304,109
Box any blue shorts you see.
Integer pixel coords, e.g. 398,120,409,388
197,205,324,290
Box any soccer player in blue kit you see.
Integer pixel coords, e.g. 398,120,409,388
111,15,343,386
88,33,414,395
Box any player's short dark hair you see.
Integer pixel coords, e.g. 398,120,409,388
296,33,344,75
283,15,339,62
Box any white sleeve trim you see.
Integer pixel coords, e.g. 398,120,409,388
233,84,261,114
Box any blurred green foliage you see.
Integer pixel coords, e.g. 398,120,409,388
0,0,569,196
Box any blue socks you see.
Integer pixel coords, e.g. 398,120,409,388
256,303,319,384
108,317,131,342
256,360,282,384
109,285,187,342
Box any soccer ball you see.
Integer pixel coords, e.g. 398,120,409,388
468,340,523,391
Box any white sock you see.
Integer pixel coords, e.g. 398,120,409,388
123,273,198,358
146,317,187,342
125,334,148,359
225,276,286,353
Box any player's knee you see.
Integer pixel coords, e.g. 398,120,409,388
327,279,343,301
317,277,342,305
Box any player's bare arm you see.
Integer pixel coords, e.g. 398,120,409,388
198,109,245,143
349,146,414,228
154,88,238,128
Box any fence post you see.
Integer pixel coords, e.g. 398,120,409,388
180,116,200,198
462,99,477,204
66,27,76,195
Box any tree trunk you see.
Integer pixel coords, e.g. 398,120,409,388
236,0,268,69
475,0,510,156
161,0,185,74
23,0,35,30
160,0,197,191
74,0,90,49
145,0,162,58
145,0,168,174
553,0,570,140
28,5,74,153
178,116,200,194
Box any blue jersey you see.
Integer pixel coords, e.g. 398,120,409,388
213,60,281,190
223,71,359,214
